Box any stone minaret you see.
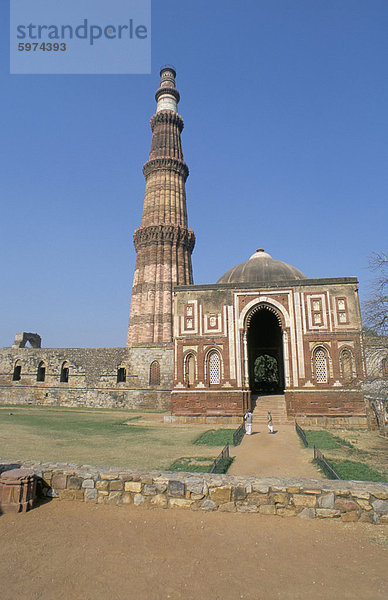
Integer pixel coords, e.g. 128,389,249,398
127,67,195,346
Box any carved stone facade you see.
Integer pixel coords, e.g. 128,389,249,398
172,277,367,424
126,68,195,346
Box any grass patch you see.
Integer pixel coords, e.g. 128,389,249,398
331,435,355,449
168,455,234,474
193,429,234,446
212,456,234,474
0,410,148,436
304,430,341,450
331,460,386,482
168,456,214,473
0,406,219,470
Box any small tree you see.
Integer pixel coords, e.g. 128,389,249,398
363,252,388,336
253,354,279,392
362,253,388,435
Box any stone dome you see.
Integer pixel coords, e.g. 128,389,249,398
217,248,307,284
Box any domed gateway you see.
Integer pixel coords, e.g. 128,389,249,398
171,235,365,424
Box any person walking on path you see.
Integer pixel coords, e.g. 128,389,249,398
267,410,274,434
244,410,253,435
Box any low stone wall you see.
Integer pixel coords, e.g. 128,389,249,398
164,415,242,424
1,459,387,524
295,414,368,428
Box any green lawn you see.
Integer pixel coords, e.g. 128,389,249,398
331,460,386,483
168,456,215,473
168,454,234,474
0,405,228,470
302,428,387,482
303,430,342,450
194,429,235,446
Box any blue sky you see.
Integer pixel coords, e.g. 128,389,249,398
1,0,387,348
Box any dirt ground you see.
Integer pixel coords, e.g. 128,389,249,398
1,500,387,600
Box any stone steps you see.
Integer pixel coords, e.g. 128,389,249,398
252,394,292,424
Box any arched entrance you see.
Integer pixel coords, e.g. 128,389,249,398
247,306,284,395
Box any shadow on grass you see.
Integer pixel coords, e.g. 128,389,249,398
168,455,234,474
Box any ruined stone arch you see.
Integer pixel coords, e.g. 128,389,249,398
12,332,41,349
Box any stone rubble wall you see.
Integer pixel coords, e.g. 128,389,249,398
0,346,173,409
1,459,387,524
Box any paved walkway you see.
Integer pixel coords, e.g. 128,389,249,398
228,423,321,478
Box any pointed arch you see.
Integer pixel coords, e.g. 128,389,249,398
184,353,196,387
340,348,354,382
37,360,46,382
60,361,69,383
205,349,222,385
239,297,290,330
313,347,328,383
149,361,160,386
12,359,22,381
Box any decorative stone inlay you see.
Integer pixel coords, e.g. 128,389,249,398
133,224,195,252
143,157,189,180
245,303,283,328
151,99,182,120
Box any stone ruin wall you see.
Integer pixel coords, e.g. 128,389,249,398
1,458,387,525
0,345,173,410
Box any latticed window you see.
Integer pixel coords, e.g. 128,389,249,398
340,349,353,382
149,361,160,385
208,352,220,384
185,354,195,387
314,348,328,383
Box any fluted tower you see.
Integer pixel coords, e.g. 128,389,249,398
127,67,195,346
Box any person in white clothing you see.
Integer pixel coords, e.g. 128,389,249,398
267,410,274,433
244,411,253,435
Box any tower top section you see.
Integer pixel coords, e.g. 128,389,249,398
155,66,180,113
